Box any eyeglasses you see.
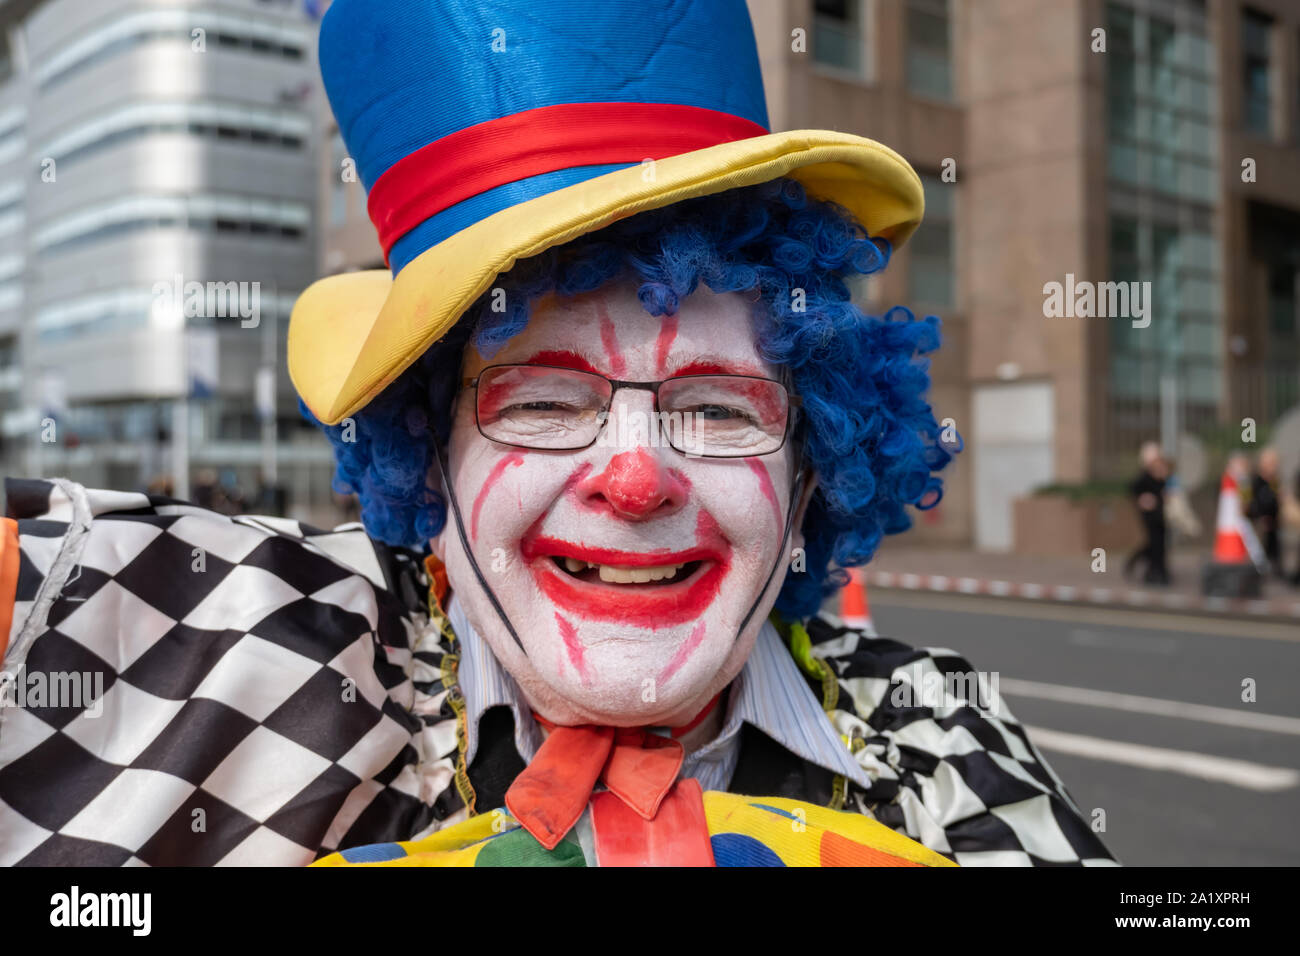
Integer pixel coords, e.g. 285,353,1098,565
463,364,801,458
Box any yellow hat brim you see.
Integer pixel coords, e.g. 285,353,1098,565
289,129,924,426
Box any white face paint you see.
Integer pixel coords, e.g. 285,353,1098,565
433,279,809,728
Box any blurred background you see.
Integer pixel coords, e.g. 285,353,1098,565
0,0,1295,864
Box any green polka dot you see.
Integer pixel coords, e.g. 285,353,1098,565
474,828,586,867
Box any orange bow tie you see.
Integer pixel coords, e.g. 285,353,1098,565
504,695,721,852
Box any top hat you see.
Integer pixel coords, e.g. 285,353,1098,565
289,0,924,425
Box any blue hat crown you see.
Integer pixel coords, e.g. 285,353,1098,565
319,0,771,272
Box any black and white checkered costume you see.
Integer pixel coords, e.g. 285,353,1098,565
0,477,1116,865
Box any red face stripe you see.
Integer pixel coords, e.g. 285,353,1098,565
654,314,679,376
366,102,768,261
519,350,604,376
669,359,766,378
471,452,525,541
563,461,594,492
597,303,627,378
555,613,589,684
746,458,782,531
657,620,707,686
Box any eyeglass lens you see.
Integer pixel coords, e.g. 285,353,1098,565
474,365,790,456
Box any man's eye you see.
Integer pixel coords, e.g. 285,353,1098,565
689,403,755,422
504,401,581,413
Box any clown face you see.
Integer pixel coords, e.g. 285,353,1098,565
434,280,809,728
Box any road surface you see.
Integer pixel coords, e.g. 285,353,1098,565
867,590,1300,866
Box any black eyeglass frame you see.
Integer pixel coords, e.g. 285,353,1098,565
461,362,804,458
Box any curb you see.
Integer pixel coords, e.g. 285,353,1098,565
864,570,1300,622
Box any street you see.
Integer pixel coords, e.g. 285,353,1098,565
867,590,1300,866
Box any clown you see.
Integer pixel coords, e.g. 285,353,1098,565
0,0,1116,867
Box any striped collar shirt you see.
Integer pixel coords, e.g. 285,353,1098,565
446,594,872,793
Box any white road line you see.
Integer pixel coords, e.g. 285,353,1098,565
1024,725,1299,792
1002,678,1300,735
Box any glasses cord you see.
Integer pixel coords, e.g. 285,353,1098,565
734,445,808,644
434,440,529,656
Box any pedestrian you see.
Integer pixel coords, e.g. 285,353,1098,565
192,468,218,510
1284,467,1300,587
1126,441,1170,585
1245,447,1282,577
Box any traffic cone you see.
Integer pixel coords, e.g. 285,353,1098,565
1202,462,1264,597
841,567,874,634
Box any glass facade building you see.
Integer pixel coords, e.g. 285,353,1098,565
1105,0,1222,413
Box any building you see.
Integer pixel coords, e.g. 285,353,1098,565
746,0,1300,551
0,0,332,517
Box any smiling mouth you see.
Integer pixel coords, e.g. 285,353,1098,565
551,556,706,585
521,529,731,626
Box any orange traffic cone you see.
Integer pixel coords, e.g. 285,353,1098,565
841,567,873,632
1203,460,1264,597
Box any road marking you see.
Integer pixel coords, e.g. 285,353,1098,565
868,588,1300,642
1066,628,1178,655
1003,678,1300,735
1024,725,1299,792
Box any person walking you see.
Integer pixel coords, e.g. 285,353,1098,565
1125,441,1170,585
1246,447,1282,577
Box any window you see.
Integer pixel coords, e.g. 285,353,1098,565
1268,264,1296,338
36,8,310,89
39,101,309,169
906,0,952,100
1107,215,1221,404
0,182,22,239
33,193,310,256
0,32,12,85
33,287,299,343
1241,9,1273,136
908,174,953,307
813,0,864,75
1105,3,1215,203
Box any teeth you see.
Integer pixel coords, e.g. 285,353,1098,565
566,560,687,584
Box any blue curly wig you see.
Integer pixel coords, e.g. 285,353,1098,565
302,176,953,619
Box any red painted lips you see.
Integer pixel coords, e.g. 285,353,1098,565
520,512,731,628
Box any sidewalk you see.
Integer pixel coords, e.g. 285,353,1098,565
862,545,1300,622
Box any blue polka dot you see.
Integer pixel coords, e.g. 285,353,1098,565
339,842,408,863
710,833,785,867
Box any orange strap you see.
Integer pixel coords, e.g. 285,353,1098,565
0,518,20,662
